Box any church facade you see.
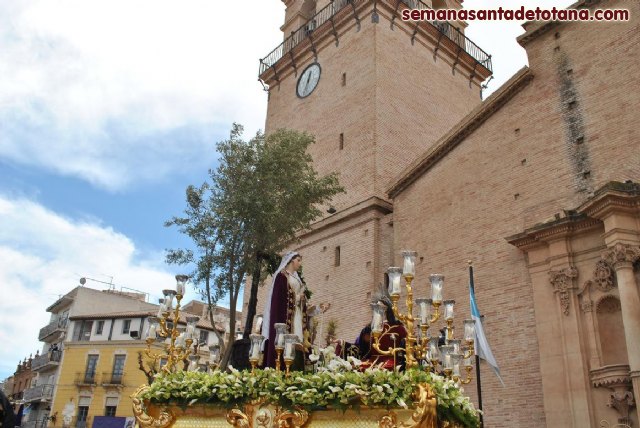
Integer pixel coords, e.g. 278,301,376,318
243,0,639,426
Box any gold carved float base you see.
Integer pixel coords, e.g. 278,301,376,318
132,385,461,428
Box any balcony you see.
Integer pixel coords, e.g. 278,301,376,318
23,384,54,402
32,350,62,371
74,372,97,386
38,318,68,342
258,0,492,78
101,372,125,387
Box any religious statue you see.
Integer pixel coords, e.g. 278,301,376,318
261,251,311,369
338,291,407,371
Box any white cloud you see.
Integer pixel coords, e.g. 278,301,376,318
465,0,577,96
0,195,189,378
0,0,582,190
0,0,284,191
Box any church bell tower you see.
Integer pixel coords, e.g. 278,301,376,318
248,0,492,340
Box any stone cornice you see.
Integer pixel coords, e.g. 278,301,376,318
517,0,603,47
590,364,632,388
507,182,640,250
506,213,601,250
388,67,533,199
577,181,640,220
296,196,393,240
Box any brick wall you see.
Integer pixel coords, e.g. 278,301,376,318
391,1,639,426
251,0,484,343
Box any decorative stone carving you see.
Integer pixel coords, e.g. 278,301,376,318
581,299,594,313
549,266,579,316
594,260,616,292
608,389,635,427
591,365,635,428
602,244,640,269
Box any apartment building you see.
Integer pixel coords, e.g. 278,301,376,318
25,284,222,428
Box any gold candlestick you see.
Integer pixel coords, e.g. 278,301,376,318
284,359,293,376
275,348,283,372
459,366,474,384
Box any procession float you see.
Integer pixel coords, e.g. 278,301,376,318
131,252,481,428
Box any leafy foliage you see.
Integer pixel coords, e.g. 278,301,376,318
165,124,344,364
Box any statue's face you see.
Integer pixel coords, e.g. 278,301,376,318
290,255,302,271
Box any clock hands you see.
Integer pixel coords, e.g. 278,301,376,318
303,72,312,95
297,64,320,97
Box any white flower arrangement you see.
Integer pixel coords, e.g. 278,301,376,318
143,364,480,427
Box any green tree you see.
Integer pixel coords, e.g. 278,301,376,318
166,124,344,367
233,127,344,339
164,182,226,352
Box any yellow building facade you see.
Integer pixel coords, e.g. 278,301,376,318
51,340,149,428
47,307,218,428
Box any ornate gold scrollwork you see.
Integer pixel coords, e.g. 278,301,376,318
273,408,309,428
255,408,273,428
131,385,174,428
379,383,437,428
226,408,251,428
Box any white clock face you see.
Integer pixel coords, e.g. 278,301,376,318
297,63,321,98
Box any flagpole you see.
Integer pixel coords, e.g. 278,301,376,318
469,261,484,428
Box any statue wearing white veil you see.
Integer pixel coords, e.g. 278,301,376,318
261,251,309,369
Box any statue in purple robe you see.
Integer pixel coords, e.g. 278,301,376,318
261,252,310,369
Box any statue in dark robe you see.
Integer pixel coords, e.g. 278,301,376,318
262,252,309,370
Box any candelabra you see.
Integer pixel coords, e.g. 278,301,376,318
208,344,221,371
246,323,299,375
371,252,477,384
144,275,201,374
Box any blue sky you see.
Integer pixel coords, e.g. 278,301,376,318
0,0,575,380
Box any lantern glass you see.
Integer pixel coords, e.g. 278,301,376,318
175,332,186,348
387,267,403,296
429,274,444,303
188,356,200,372
443,299,455,321
175,275,188,296
162,290,176,311
452,354,462,377
156,302,166,319
441,345,454,370
274,323,287,349
401,251,417,278
463,353,473,368
415,298,432,326
428,337,440,362
371,302,386,333
449,339,461,355
283,334,299,361
464,319,476,342
146,318,158,340
249,334,264,361
186,316,199,340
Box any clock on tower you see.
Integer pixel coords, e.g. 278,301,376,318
248,0,492,349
